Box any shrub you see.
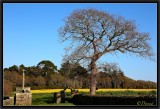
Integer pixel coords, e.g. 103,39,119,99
72,94,157,105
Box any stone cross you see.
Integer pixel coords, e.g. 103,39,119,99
22,69,26,90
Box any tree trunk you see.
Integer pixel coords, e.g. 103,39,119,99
90,61,97,95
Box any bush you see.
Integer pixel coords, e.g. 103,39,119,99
72,94,157,105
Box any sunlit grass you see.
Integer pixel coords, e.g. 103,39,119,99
30,89,156,93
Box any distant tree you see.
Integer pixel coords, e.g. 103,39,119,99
15,74,23,87
19,64,25,71
58,8,154,95
28,66,41,77
3,68,9,72
36,76,46,87
37,60,57,76
4,70,19,86
9,65,19,72
59,61,77,78
25,75,32,87
47,73,65,88
25,66,32,76
73,65,89,77
59,61,89,88
31,76,46,88
59,61,88,79
37,60,57,71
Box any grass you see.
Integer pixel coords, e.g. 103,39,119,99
4,89,156,106
31,89,157,106
95,90,157,96
78,90,157,96
32,93,75,106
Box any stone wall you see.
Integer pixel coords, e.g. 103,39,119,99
15,93,32,106
3,97,14,106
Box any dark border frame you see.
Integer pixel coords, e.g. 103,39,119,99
0,1,159,109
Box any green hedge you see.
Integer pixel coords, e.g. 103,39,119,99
72,94,157,105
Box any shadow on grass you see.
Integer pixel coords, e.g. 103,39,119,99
32,93,75,106
33,97,54,105
32,93,54,105
65,97,73,103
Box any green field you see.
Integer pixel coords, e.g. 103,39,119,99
32,93,75,106
32,90,157,106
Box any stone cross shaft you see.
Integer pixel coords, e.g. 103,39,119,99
22,69,26,90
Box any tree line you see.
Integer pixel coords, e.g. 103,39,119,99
3,60,157,96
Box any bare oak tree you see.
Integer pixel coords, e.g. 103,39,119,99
58,9,154,95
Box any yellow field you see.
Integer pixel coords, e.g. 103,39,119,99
30,89,156,93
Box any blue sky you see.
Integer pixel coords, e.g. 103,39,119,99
3,3,157,82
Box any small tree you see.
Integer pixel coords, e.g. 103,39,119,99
58,8,155,95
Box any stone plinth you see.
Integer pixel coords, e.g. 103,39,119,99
15,87,32,106
15,93,32,106
16,87,30,93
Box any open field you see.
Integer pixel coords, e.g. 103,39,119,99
30,89,157,93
